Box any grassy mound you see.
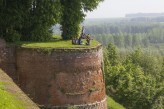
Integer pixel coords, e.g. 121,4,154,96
0,83,25,109
16,36,100,49
107,96,126,109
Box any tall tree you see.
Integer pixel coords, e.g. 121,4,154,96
21,0,61,41
0,0,61,42
106,43,119,66
60,0,104,40
0,0,23,41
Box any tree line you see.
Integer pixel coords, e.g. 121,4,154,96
0,0,104,42
84,21,164,53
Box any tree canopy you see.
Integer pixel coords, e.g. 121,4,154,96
0,0,103,42
60,0,104,40
104,44,164,109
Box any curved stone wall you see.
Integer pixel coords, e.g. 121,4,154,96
16,45,107,108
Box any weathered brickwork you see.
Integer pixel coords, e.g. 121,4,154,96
0,39,107,109
0,39,17,81
41,97,107,109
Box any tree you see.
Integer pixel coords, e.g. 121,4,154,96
60,0,104,40
0,0,61,42
124,34,132,48
0,0,23,41
21,0,61,41
104,45,164,109
106,43,119,66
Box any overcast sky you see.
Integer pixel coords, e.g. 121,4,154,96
86,0,164,18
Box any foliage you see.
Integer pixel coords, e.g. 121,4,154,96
21,0,61,41
0,0,23,42
30,26,52,41
60,0,104,39
0,0,61,42
4,29,21,42
104,43,164,109
0,0,103,41
60,0,82,40
106,43,119,66
151,95,164,109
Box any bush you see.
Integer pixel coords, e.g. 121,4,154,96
4,29,21,42
105,45,164,109
30,26,52,41
152,95,164,109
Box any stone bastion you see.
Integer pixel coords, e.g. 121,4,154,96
0,40,107,109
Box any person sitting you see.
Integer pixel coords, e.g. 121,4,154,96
86,34,93,45
72,26,93,45
72,38,75,44
72,38,79,45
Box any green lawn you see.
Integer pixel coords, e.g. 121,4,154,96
16,36,100,49
107,96,126,109
0,82,25,109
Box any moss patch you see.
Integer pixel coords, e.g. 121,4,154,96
89,86,98,92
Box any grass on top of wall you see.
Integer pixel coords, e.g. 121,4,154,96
16,35,100,49
0,82,25,109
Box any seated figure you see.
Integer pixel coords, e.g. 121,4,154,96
72,26,93,45
72,38,78,45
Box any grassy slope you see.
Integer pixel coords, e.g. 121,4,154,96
0,83,25,109
16,36,100,49
107,96,126,109
0,69,39,109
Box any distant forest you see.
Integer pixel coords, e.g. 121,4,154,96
83,17,164,55
126,13,164,18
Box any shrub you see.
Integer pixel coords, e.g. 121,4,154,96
4,29,21,42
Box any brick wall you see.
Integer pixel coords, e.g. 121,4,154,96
16,46,107,108
41,97,107,109
0,39,17,81
0,41,107,109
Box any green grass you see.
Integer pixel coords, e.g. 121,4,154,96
107,96,126,109
16,36,100,49
0,82,25,109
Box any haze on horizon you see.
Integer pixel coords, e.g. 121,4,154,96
86,0,164,18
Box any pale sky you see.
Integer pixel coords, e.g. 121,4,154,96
86,0,164,18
